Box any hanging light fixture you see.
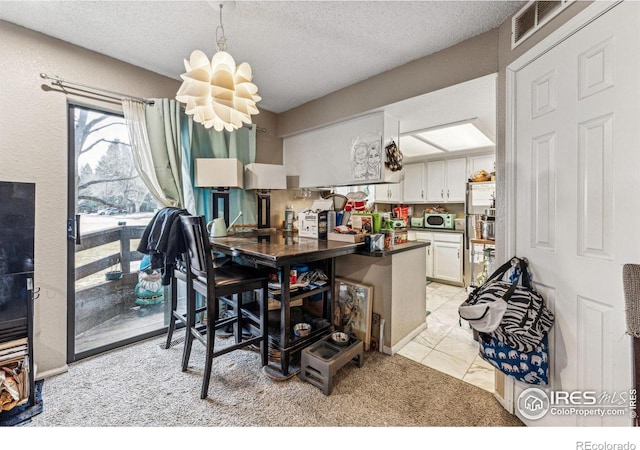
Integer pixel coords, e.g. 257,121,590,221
176,3,260,132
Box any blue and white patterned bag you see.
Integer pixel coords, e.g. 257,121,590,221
478,333,550,385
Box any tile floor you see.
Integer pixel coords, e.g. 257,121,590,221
397,281,495,392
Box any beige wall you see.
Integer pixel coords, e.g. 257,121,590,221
0,20,280,377
277,28,500,137
0,20,182,376
254,109,283,164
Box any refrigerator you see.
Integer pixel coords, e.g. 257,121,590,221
465,181,495,242
465,181,496,287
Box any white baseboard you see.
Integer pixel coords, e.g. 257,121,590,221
387,321,428,355
36,365,69,381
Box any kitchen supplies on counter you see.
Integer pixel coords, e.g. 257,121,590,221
410,216,424,228
481,220,495,240
284,205,295,231
299,210,328,239
424,212,456,229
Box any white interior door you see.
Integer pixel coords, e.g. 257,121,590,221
508,1,640,426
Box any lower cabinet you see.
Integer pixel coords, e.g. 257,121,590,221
432,232,463,284
408,230,463,285
409,231,433,279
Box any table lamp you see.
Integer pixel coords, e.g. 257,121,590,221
195,158,244,228
244,163,287,229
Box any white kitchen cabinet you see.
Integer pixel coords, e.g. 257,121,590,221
374,181,403,203
431,232,463,284
413,231,434,278
425,158,467,203
402,162,426,203
468,153,495,179
283,111,404,188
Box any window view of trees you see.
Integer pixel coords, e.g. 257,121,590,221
74,107,157,215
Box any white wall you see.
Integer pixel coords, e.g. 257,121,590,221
0,20,181,376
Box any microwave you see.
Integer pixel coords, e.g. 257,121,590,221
424,213,456,229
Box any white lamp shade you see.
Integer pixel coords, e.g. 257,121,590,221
195,158,244,188
244,163,287,190
176,50,261,132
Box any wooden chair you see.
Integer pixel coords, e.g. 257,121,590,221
179,215,269,399
164,257,190,350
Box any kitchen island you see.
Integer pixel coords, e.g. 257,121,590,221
336,240,429,354
210,231,361,377
211,231,430,371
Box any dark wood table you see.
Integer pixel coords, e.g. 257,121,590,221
210,230,362,377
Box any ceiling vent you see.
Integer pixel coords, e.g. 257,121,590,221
512,0,575,48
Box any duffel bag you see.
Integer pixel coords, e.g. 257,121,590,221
458,258,523,333
460,257,554,352
478,332,550,385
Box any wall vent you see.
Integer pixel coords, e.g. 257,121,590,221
512,0,575,48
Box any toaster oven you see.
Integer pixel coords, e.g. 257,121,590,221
423,213,456,229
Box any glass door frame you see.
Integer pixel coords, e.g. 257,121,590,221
66,101,167,363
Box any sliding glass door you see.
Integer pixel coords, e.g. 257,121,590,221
67,104,170,361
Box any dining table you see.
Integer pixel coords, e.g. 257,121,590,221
209,230,362,377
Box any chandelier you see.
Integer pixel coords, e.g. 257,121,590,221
175,4,261,132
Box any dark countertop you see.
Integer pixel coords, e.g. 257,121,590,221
355,240,429,258
210,231,361,268
408,227,465,234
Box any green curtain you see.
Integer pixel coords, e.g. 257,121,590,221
182,116,258,226
132,98,257,224
143,99,185,208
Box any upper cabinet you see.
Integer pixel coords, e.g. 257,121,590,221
374,181,403,203
425,157,467,203
402,162,426,203
468,153,495,179
283,112,404,188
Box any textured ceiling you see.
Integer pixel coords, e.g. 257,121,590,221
0,0,525,114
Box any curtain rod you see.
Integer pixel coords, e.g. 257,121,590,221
39,72,267,133
40,73,155,105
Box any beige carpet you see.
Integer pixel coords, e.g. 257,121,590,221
27,335,523,427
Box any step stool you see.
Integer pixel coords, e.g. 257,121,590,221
299,335,363,395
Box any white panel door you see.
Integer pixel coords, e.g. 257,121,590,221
511,1,640,426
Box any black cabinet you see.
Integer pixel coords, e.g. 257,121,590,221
0,181,37,423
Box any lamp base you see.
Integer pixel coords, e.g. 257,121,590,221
212,188,230,227
256,190,271,229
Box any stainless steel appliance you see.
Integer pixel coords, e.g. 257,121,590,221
423,213,456,229
481,220,495,240
465,181,496,247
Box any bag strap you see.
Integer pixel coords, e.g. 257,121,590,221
476,257,529,303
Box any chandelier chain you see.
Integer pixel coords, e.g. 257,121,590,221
216,4,227,52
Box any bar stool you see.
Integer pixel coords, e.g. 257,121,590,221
179,215,269,399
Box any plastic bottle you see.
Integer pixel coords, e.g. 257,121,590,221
285,204,294,231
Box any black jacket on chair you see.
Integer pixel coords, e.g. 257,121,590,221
137,207,190,285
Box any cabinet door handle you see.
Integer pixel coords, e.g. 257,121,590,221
447,189,450,199
421,190,424,198
441,189,443,199
457,248,460,259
